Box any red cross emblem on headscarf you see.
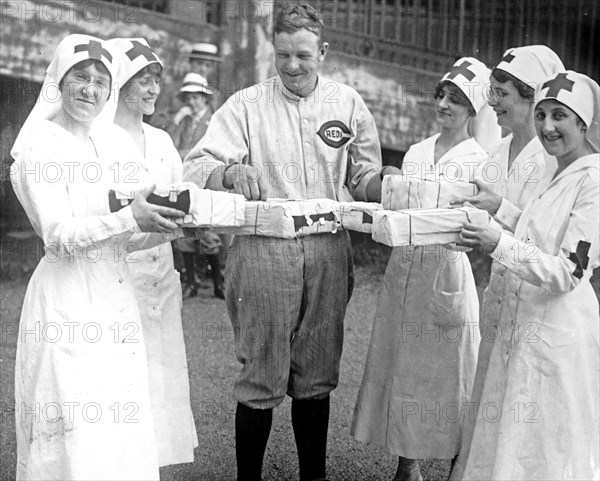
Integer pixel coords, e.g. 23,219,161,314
501,51,516,63
542,73,575,98
74,40,112,63
126,41,158,62
446,60,475,81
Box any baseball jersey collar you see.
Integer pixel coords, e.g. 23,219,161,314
278,76,322,103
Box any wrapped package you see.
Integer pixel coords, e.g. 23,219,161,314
372,206,489,246
335,202,383,233
183,184,245,228
215,198,338,238
382,174,478,210
109,182,246,228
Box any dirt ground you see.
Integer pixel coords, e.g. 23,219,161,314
0,261,457,481
2,254,598,481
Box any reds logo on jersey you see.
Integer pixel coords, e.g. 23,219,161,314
317,121,353,148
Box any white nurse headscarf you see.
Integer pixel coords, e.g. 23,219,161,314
441,57,490,113
108,37,163,87
536,71,600,152
440,57,501,152
11,34,116,161
96,37,162,123
495,45,565,88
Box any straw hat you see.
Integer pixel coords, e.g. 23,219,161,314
177,72,215,99
188,42,222,62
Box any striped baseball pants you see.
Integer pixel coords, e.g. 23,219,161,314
225,232,352,409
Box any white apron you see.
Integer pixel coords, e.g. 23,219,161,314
451,134,557,479
463,154,600,480
351,135,486,458
109,123,198,466
12,121,159,480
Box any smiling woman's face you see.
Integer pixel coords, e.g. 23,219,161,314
487,76,533,131
60,60,111,123
534,99,587,163
435,83,472,130
120,64,162,116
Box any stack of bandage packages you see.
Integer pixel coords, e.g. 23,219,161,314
215,198,339,238
372,175,488,246
109,183,246,228
334,201,383,233
372,207,488,246
382,174,478,209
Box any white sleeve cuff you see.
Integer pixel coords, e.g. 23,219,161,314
116,205,141,233
493,198,522,233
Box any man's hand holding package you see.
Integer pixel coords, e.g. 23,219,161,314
223,163,268,201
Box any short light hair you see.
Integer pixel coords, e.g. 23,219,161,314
273,3,324,42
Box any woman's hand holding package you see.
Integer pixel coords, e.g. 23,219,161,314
459,220,501,253
131,184,185,233
450,178,502,214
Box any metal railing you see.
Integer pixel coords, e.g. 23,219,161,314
291,0,598,79
100,0,170,14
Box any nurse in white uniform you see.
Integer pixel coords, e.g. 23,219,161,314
10,34,184,480
351,57,494,481
459,71,599,481
449,45,565,480
108,37,198,469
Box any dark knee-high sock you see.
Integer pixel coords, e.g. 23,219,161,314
207,253,222,288
291,396,330,481
183,252,197,286
235,403,272,481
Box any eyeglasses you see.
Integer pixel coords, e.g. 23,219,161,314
486,86,507,102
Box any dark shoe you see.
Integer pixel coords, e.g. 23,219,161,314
182,285,198,299
214,285,225,299
393,457,423,481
